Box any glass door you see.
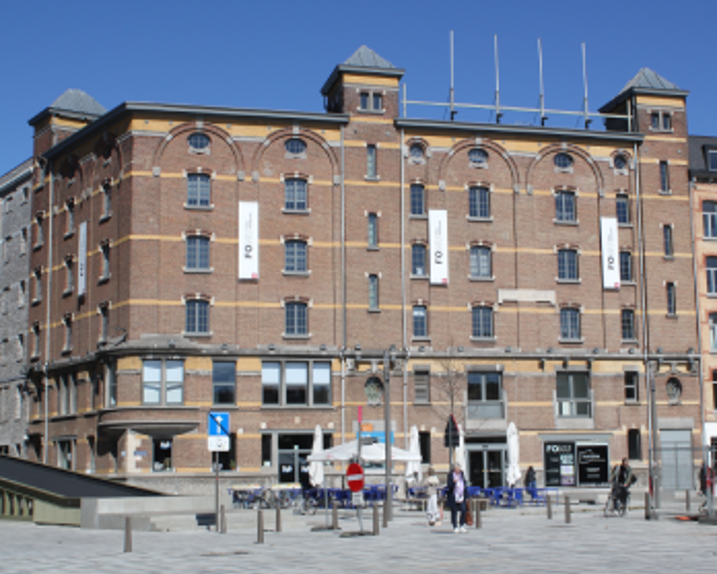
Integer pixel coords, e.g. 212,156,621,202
468,449,506,488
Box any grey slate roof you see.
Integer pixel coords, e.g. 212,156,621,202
620,68,679,94
0,158,33,192
343,45,396,69
688,135,717,175
50,89,106,116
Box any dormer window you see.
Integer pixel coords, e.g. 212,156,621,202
708,150,717,172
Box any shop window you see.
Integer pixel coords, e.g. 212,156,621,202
213,361,236,405
261,361,332,407
142,359,184,405
153,438,173,472
624,371,639,403
414,370,430,403
556,372,591,417
628,429,641,460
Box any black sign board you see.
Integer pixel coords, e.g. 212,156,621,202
577,445,609,486
544,442,576,487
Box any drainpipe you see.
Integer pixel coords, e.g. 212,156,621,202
340,125,346,445
43,160,54,464
400,128,409,449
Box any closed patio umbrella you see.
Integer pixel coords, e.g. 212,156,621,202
405,425,423,484
308,424,324,487
506,421,521,487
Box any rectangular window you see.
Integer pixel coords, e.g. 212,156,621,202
667,282,676,315
35,215,44,248
185,300,209,334
707,257,717,295
713,370,717,410
660,161,670,193
100,243,111,280
711,314,717,352
624,371,639,402
64,260,74,293
411,244,427,276
622,309,636,340
142,359,184,405
366,145,377,178
106,362,117,407
99,305,109,343
284,240,307,273
620,251,632,282
709,151,717,172
187,173,211,207
373,93,382,111
20,228,27,255
368,274,379,310
33,270,42,303
284,178,307,211
469,186,490,218
555,191,576,222
704,201,717,238
213,361,236,405
560,308,580,340
467,372,504,419
101,186,112,219
663,225,673,257
556,372,591,417
410,184,425,216
419,431,431,464
471,306,493,339
470,246,492,278
63,317,73,352
261,361,331,406
413,305,427,338
616,194,630,224
628,429,641,460
285,302,308,336
57,374,76,416
558,249,578,280
261,434,272,467
153,438,173,472
65,202,75,235
414,370,430,403
360,92,369,110
367,213,378,248
186,236,210,270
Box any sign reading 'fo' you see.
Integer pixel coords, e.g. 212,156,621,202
238,201,259,280
429,209,449,285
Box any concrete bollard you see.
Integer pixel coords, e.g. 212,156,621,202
257,510,264,544
382,500,388,529
474,500,482,529
373,503,380,536
332,502,339,530
275,504,282,533
645,492,651,520
564,496,571,524
124,517,132,553
686,490,691,512
220,505,226,534
546,495,553,520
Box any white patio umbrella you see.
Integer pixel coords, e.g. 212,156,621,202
308,424,324,487
454,422,466,472
405,425,423,484
307,439,421,463
506,421,521,487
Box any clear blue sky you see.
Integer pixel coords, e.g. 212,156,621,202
2,0,715,175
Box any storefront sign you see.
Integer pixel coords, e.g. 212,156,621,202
600,217,620,290
544,442,576,487
429,209,449,285
238,201,259,280
577,445,610,486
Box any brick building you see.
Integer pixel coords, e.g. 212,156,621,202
0,158,33,456
20,47,700,493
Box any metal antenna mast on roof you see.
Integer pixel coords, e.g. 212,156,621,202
582,42,592,129
450,30,457,121
494,35,503,123
538,38,547,126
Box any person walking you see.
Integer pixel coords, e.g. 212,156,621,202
446,462,468,533
424,467,440,526
524,465,537,500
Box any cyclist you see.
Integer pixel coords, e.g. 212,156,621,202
609,458,634,509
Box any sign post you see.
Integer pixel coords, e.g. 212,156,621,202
208,412,230,532
347,463,365,532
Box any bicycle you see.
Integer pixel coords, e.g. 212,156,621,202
604,483,629,517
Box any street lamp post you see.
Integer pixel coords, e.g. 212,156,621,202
383,349,393,523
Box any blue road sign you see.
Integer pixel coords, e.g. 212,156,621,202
208,412,230,436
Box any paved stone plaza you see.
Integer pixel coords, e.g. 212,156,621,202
1,506,716,573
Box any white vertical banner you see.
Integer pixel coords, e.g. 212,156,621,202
429,209,449,285
600,217,620,290
78,221,87,296
238,201,259,280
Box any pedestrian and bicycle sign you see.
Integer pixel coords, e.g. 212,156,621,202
208,412,230,452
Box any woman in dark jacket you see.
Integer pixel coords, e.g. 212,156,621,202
446,463,467,533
